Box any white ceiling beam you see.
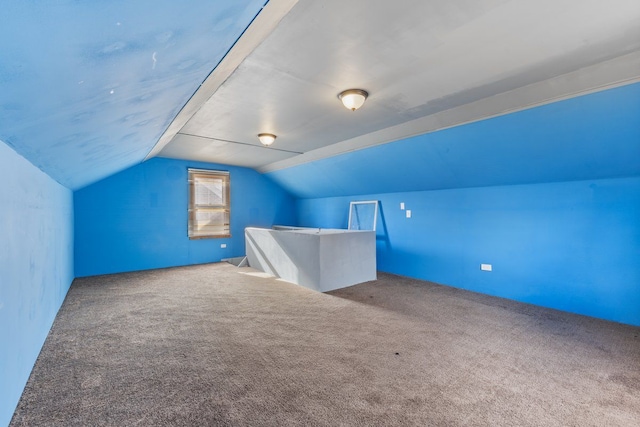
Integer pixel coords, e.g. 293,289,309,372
145,0,299,160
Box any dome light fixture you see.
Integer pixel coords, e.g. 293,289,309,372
338,89,368,111
258,133,276,146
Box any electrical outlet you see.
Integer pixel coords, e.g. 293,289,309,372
221,244,227,249
406,210,411,218
481,263,492,271
400,202,405,210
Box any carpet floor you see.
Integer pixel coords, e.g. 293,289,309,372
10,263,640,426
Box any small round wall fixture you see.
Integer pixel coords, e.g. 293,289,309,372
258,133,276,146
338,89,368,111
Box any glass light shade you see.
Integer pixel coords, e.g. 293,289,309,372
338,89,368,111
258,133,276,146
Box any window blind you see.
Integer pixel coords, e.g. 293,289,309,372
188,169,230,239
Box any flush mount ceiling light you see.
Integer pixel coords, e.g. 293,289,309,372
258,133,276,146
338,89,368,111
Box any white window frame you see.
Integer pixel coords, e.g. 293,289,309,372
348,200,378,231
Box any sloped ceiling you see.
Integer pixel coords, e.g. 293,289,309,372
265,82,640,198
0,0,266,189
154,0,640,177
1,0,639,192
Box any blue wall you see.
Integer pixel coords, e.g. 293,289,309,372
0,140,74,426
296,176,640,326
74,157,296,277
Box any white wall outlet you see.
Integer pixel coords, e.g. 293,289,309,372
406,210,412,218
481,263,492,271
400,202,405,210
221,244,227,249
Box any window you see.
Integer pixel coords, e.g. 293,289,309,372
188,169,230,239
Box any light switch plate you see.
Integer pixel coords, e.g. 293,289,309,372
406,210,412,218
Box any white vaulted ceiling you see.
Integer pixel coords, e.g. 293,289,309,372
2,0,639,189
154,0,640,172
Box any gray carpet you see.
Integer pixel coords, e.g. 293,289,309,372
11,263,640,426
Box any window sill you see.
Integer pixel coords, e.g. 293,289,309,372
189,234,231,240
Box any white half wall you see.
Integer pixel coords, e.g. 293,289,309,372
245,227,376,292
